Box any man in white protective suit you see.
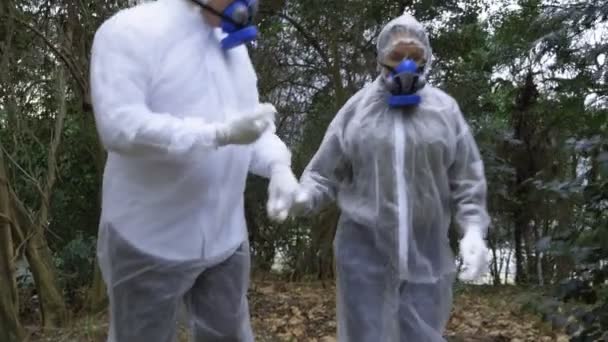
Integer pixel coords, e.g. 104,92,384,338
286,11,492,342
89,0,299,341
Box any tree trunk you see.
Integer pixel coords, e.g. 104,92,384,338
26,231,68,328
85,134,107,312
10,190,68,328
86,264,107,313
0,150,25,342
82,97,109,312
486,222,501,285
509,72,540,285
513,214,527,284
504,248,512,285
497,248,505,284
524,221,537,284
8,66,70,329
490,242,501,286
244,187,276,272
314,205,339,280
0,2,26,339
537,252,544,286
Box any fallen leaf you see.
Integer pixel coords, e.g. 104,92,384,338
320,336,337,342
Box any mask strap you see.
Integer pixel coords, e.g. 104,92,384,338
189,0,242,27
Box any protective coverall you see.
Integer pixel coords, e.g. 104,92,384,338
89,0,297,341
295,12,491,342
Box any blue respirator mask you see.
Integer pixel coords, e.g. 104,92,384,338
381,59,426,108
192,0,259,50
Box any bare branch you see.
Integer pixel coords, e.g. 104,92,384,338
38,66,68,229
5,14,88,95
8,187,36,262
0,213,14,226
277,13,332,73
0,144,42,192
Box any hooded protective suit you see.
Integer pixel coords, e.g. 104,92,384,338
89,0,296,341
296,13,490,341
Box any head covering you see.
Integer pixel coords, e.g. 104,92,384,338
376,12,433,76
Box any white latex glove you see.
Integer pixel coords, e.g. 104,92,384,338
267,164,300,222
458,226,490,282
289,188,312,217
216,103,276,146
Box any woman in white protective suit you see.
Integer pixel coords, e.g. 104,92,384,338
89,0,299,341
289,12,491,342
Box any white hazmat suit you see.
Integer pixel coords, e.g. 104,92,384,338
294,13,491,342
89,0,298,341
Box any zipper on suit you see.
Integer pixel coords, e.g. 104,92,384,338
393,114,409,277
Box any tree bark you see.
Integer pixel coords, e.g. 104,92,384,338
0,150,25,342
489,237,501,286
513,215,527,284
0,2,26,339
509,71,540,285
66,0,109,309
537,251,544,286
314,205,339,280
504,248,512,284
524,221,537,284
24,227,67,328
11,182,68,329
9,66,70,329
85,264,107,313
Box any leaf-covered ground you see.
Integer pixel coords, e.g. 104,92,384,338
247,281,568,342
28,280,568,341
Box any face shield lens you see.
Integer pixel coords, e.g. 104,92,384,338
383,35,426,64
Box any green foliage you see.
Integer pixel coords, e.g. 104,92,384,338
55,232,97,304
543,136,607,339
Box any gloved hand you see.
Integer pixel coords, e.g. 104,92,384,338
289,188,312,217
458,226,490,282
216,103,276,146
267,164,300,222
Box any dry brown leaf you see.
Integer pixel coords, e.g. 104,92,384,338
319,336,337,342
292,326,304,337
289,316,304,325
